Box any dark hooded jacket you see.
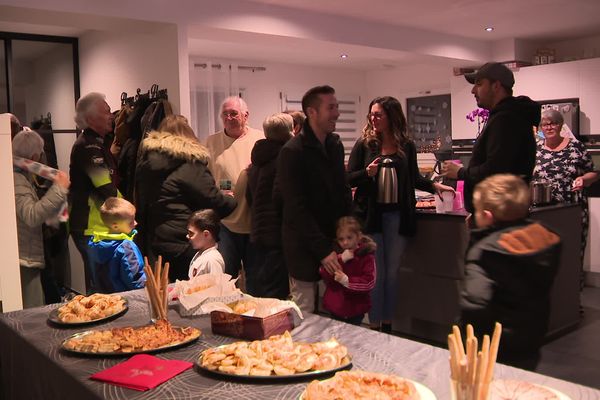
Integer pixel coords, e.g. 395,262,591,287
277,122,352,282
246,138,285,248
135,132,236,269
460,220,561,359
458,96,541,212
87,230,146,293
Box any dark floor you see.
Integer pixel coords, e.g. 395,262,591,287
535,286,600,389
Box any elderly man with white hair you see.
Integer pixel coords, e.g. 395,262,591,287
204,96,264,295
13,130,70,307
69,92,120,293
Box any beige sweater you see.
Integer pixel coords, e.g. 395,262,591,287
13,171,68,268
205,127,263,233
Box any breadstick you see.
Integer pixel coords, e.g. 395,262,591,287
452,325,466,359
467,336,478,384
485,322,502,384
448,334,459,380
145,267,165,320
466,324,474,341
145,286,162,321
155,256,163,288
161,262,170,316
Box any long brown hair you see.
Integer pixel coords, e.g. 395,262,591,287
361,96,408,157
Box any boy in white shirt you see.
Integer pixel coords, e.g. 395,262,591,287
186,209,225,278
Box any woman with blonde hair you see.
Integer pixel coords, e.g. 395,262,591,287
135,115,236,281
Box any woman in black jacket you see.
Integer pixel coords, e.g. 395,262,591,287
347,96,453,332
135,115,236,281
246,113,294,299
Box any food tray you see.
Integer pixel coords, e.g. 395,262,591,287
48,299,128,327
298,374,436,400
196,346,351,381
61,324,201,356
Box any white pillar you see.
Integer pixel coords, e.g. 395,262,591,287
0,115,23,311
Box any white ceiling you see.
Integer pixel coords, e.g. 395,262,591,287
245,0,600,41
1,0,599,70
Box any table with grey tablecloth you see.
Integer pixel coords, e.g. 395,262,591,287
0,289,598,400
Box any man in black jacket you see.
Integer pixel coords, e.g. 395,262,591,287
443,62,541,213
70,92,120,293
276,85,352,313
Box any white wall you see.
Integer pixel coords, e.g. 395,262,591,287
451,57,600,139
79,24,181,114
190,57,368,140
365,63,452,114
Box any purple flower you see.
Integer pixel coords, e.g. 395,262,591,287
466,108,490,135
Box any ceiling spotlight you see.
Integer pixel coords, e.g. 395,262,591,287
485,27,494,32
340,54,348,59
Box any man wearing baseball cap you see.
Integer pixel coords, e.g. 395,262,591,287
443,62,541,214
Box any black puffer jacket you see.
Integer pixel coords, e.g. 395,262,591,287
246,138,285,248
277,122,352,282
135,132,236,266
458,96,540,212
460,220,561,358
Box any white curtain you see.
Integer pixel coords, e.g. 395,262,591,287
189,60,240,142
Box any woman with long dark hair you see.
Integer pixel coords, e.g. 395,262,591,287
348,96,453,332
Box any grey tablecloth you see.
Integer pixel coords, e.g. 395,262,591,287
0,290,598,400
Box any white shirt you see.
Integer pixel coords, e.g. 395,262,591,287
188,246,225,278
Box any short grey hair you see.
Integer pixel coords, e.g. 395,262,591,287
263,113,293,143
74,92,106,129
220,96,248,115
541,109,564,126
12,129,44,158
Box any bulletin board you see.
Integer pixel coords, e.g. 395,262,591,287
407,94,452,152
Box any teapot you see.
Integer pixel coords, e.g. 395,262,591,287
377,158,398,203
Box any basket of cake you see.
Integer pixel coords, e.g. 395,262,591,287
168,272,244,317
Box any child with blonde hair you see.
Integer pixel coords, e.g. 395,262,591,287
461,174,561,370
319,216,376,325
88,197,146,293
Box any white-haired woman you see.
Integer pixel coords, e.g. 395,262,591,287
12,130,70,308
533,109,599,288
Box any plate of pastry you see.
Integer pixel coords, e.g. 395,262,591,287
298,370,436,400
61,319,201,356
48,293,128,326
197,331,352,380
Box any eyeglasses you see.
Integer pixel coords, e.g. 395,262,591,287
368,112,385,120
541,122,560,128
222,110,240,118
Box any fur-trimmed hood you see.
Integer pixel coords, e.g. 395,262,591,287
140,131,210,163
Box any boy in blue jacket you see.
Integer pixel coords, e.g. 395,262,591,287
88,197,146,293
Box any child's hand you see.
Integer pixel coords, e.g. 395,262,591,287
340,249,354,263
334,271,349,287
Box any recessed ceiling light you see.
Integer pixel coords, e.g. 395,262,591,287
340,54,348,59
485,27,494,32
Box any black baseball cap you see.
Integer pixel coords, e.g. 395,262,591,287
464,62,515,88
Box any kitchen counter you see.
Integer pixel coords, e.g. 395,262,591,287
394,203,582,344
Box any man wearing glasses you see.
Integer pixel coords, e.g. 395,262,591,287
443,62,541,213
204,96,264,293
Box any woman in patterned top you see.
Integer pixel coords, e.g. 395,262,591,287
533,109,598,284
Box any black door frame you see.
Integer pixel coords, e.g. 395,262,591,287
1,31,80,117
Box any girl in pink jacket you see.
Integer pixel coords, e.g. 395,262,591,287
319,216,376,325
